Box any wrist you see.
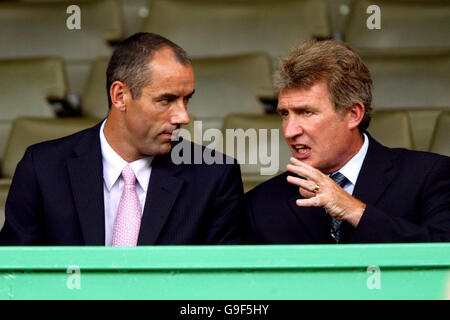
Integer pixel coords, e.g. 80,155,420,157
345,200,366,227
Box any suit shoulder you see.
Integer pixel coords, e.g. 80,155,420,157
26,124,99,160
391,148,450,169
245,171,291,200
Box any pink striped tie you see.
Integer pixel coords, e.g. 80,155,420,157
112,164,142,246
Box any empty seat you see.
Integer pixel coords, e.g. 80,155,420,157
0,0,123,96
345,0,450,54
368,111,414,149
120,0,151,37
190,54,274,130
142,0,330,61
0,180,10,231
1,117,99,179
82,56,110,119
83,53,275,130
364,54,450,110
222,114,291,192
0,57,67,161
362,53,449,151
430,111,450,157
407,109,443,152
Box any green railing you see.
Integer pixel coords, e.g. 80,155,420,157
0,243,449,299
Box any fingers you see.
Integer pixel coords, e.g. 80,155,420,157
286,175,318,193
299,188,316,199
296,197,321,207
287,157,322,182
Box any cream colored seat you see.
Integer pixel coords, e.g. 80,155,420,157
190,54,274,131
345,0,450,55
430,111,450,157
83,53,275,130
142,0,330,61
81,57,111,119
363,53,449,151
407,109,444,152
1,117,99,179
0,180,10,231
368,111,414,150
222,114,291,192
0,57,67,163
365,54,450,110
0,0,123,96
120,0,150,37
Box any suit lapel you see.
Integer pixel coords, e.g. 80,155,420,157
137,153,184,245
341,134,395,241
352,134,395,205
67,122,105,245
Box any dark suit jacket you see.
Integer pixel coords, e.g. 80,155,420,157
244,134,450,243
0,122,244,245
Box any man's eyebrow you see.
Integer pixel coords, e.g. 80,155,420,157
186,89,195,98
156,93,178,100
156,90,195,100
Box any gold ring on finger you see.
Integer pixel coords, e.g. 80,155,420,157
313,184,320,193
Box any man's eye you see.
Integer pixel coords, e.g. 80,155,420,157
159,98,172,105
279,111,288,117
303,110,313,116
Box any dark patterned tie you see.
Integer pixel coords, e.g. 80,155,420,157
329,172,348,243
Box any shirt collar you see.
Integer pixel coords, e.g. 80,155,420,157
332,133,369,186
99,119,153,191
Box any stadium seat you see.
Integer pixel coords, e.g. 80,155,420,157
363,53,449,151
0,0,123,96
0,180,9,231
0,57,67,162
367,111,414,150
141,0,330,61
222,114,291,192
407,109,443,152
190,53,274,130
83,53,275,130
429,111,450,157
82,56,110,119
120,0,150,37
1,117,99,179
364,54,450,110
345,0,450,54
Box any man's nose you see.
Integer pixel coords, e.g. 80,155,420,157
283,117,303,140
171,101,190,125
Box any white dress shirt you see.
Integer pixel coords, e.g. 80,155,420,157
99,120,153,246
332,133,369,195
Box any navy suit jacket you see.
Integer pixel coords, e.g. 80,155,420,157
0,122,244,245
244,134,450,243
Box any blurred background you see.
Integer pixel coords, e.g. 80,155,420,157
0,0,449,228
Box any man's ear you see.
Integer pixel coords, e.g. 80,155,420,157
346,102,365,130
109,81,129,112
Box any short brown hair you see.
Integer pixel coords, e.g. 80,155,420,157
274,40,373,132
106,32,191,108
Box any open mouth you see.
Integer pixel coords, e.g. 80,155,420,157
292,144,312,159
293,144,311,153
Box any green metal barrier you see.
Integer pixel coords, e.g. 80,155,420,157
0,244,449,299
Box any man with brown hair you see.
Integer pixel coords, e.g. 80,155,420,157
244,40,450,243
